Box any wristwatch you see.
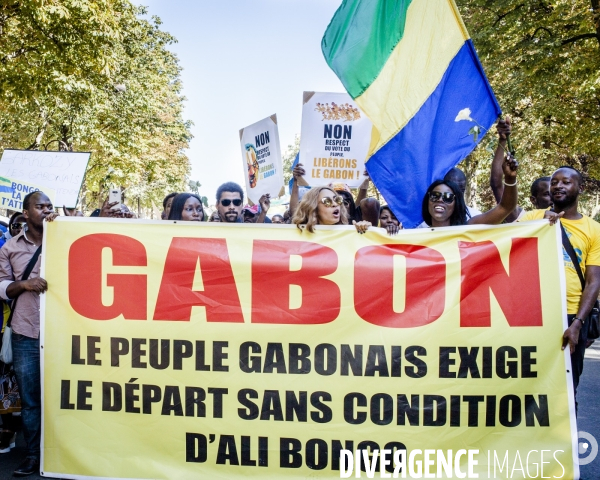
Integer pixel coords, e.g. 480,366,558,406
574,317,586,326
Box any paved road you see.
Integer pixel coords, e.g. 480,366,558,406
1,344,599,479
577,341,600,480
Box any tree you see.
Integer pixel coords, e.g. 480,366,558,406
188,180,208,207
282,134,300,189
0,0,192,213
458,0,600,214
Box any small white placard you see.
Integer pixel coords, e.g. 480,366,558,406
239,115,284,204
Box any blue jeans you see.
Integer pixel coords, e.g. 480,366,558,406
12,333,40,460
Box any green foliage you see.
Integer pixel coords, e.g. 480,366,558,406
282,134,300,189
0,0,192,213
458,0,600,214
187,180,208,207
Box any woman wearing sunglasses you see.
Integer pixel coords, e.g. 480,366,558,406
167,193,206,222
421,155,519,228
293,186,372,234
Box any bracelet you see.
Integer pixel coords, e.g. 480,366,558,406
574,317,586,326
503,178,517,187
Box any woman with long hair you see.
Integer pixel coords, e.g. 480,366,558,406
421,156,518,228
292,186,371,234
167,193,205,222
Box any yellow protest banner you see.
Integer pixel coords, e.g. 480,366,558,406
41,219,577,479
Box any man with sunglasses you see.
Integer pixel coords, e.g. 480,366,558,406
216,182,245,223
10,221,25,236
4,213,26,244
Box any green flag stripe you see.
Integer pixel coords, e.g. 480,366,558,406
322,0,413,99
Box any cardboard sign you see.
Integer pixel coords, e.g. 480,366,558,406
0,176,56,211
239,115,284,204
299,92,372,187
0,149,90,207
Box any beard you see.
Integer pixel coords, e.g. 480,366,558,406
552,191,578,210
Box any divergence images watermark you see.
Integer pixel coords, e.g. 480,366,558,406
578,430,598,466
338,447,577,478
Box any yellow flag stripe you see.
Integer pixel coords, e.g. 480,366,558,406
356,0,468,157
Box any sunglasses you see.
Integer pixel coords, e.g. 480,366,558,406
428,191,456,204
220,199,242,207
10,222,25,230
320,196,344,207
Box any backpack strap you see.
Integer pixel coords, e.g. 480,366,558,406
6,245,42,328
559,221,586,291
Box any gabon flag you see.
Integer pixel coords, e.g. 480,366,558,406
322,0,501,227
0,176,15,194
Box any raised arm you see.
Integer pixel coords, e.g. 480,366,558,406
256,194,270,224
355,171,370,205
469,154,519,225
490,118,511,203
289,163,305,217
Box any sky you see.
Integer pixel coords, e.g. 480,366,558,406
138,0,345,203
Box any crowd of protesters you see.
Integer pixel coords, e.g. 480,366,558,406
0,119,598,477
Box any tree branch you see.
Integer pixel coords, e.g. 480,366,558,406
493,3,525,27
532,26,554,38
562,33,599,45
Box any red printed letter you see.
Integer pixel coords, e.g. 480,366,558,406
69,234,147,320
251,240,340,324
153,238,243,322
459,238,542,327
354,244,446,328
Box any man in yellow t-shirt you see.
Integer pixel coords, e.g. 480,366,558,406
520,166,600,407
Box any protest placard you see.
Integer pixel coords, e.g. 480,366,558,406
41,219,577,479
299,92,372,187
0,149,90,208
239,115,284,205
0,176,56,211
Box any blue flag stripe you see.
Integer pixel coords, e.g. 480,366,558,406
367,40,501,228
288,153,300,193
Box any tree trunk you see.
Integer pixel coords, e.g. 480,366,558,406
26,122,47,150
59,124,72,151
592,0,600,48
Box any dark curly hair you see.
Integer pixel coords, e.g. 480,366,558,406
421,180,468,227
216,182,244,204
162,192,178,209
